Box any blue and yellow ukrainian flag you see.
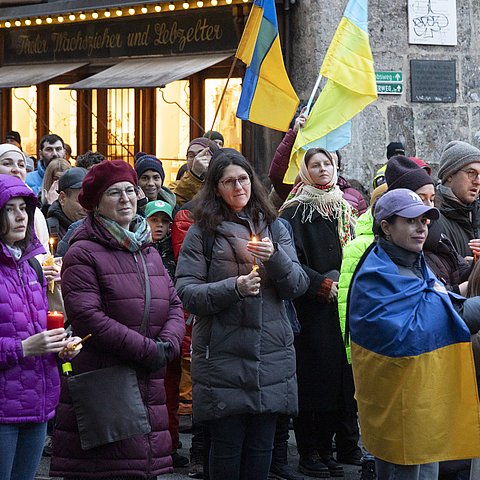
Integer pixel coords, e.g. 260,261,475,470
349,245,480,465
236,0,299,132
284,0,377,184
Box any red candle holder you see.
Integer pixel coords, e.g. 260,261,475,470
47,311,64,330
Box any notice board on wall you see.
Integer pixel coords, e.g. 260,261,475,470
408,0,457,46
410,60,456,103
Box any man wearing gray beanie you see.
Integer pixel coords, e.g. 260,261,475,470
436,140,480,257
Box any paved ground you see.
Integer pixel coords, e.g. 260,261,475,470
36,426,362,479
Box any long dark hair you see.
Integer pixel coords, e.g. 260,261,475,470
0,196,34,252
193,148,277,232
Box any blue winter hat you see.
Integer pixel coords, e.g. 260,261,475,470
134,152,165,183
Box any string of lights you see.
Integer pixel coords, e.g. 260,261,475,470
1,0,250,28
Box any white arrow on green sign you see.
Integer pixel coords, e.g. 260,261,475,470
376,71,403,83
377,83,403,95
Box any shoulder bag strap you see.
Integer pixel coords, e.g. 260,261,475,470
138,251,152,336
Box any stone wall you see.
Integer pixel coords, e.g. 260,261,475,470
285,0,480,191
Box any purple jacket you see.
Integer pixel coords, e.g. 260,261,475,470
50,214,185,478
268,128,368,215
0,174,58,424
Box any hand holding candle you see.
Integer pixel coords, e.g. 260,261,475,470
42,254,56,293
58,334,89,361
247,236,275,269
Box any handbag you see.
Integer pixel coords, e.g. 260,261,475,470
67,252,153,450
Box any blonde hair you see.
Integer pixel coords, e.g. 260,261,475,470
42,159,71,194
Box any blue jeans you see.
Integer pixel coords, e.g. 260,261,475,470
0,422,47,480
375,458,439,480
208,413,277,480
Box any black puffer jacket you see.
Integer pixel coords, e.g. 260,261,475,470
46,200,73,241
423,220,472,293
175,215,309,423
436,187,480,257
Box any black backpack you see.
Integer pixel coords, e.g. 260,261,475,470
28,257,45,287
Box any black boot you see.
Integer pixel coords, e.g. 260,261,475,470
269,415,304,480
269,462,305,480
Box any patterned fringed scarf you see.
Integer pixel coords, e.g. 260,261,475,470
279,156,356,247
94,213,152,252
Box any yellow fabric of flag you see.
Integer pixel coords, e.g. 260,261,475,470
284,13,377,184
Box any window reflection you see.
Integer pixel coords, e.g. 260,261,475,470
156,81,190,184
11,87,37,157
49,85,77,161
204,78,242,152
107,89,135,163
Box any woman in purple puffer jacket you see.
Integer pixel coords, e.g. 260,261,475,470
0,174,74,480
50,160,185,480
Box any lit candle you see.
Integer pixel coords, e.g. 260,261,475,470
49,237,55,256
47,311,64,330
251,235,258,271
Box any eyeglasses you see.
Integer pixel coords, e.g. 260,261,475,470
460,169,480,181
219,175,251,189
104,187,138,200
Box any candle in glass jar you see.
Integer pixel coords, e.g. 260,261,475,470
47,311,64,330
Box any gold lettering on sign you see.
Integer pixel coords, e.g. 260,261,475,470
17,34,48,55
52,28,122,56
127,25,151,47
154,18,223,51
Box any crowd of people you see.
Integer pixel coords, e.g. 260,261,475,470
2,121,480,480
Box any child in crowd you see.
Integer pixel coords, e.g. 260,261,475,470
146,200,176,279
146,199,188,469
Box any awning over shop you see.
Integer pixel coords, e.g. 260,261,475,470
66,53,232,90
0,63,87,88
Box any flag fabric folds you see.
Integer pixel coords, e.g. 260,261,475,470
349,245,480,465
284,0,377,184
236,0,299,132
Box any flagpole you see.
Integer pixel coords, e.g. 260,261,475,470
208,57,238,140
304,73,323,116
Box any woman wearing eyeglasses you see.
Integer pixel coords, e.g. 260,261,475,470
175,148,309,480
50,160,185,479
279,148,359,478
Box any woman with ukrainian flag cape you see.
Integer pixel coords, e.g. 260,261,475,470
349,189,480,479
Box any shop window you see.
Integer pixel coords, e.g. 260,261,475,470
155,81,190,184
204,78,242,152
91,89,135,163
107,89,135,163
11,87,37,158
49,85,77,161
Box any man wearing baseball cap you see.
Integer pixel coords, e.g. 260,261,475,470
46,167,87,247
436,140,480,257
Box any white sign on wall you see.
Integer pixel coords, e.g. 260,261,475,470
408,0,457,46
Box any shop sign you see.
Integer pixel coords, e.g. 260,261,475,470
2,8,241,63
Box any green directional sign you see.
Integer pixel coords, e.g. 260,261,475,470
376,71,403,83
377,83,403,95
